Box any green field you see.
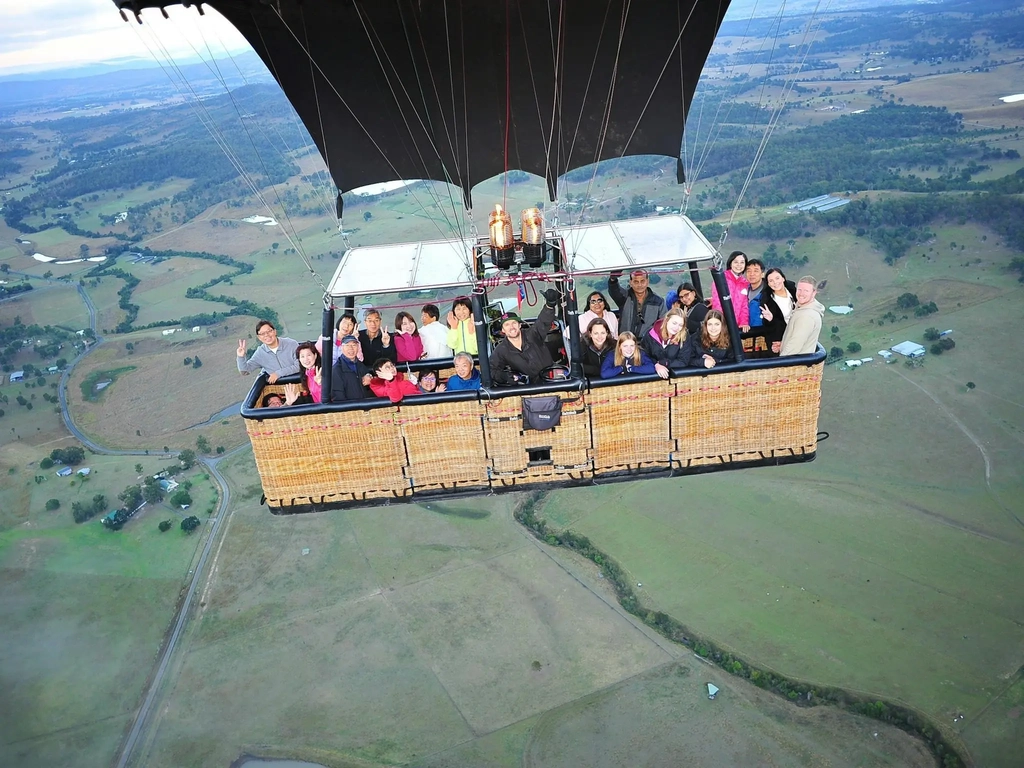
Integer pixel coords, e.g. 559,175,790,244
126,451,934,768
71,179,191,233
85,274,127,334
532,283,1024,765
0,281,90,332
120,256,235,327
0,452,212,768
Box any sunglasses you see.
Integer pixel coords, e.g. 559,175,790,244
589,297,604,304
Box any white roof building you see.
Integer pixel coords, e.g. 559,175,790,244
891,341,926,358
878,350,893,359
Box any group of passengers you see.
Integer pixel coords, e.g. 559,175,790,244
580,259,822,379
240,253,823,407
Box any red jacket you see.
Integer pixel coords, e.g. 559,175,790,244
369,376,421,403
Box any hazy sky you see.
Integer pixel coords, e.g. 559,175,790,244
0,0,250,76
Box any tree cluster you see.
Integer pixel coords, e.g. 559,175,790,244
71,494,106,524
49,446,86,466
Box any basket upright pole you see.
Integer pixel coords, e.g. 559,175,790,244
565,284,583,379
710,267,746,363
471,292,492,387
320,301,335,403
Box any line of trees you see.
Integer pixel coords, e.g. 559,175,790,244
513,492,966,768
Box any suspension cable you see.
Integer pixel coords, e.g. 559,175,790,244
352,4,467,242
724,0,832,234
167,13,329,294
268,4,468,252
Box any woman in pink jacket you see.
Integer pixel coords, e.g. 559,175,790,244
393,311,424,362
710,250,751,332
295,341,323,403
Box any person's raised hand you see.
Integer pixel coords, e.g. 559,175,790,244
760,305,773,322
609,270,623,280
237,339,246,357
447,311,458,329
543,288,560,306
313,365,322,385
284,382,301,405
381,325,391,347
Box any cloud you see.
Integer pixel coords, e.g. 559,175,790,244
0,1,115,48
0,1,250,75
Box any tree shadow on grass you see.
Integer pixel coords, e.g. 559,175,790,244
421,502,490,520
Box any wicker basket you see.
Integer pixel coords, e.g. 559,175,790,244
244,354,824,511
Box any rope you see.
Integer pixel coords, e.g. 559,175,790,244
166,12,329,294
128,20,324,292
351,5,467,243
268,4,467,254
503,0,512,212
724,0,832,232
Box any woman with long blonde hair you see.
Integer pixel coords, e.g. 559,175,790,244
600,332,659,378
642,307,687,375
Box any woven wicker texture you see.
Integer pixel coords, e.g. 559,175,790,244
398,400,489,488
484,392,590,474
247,406,407,504
247,360,823,506
589,379,675,471
672,362,823,465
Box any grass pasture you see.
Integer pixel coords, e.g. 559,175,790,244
131,451,935,768
0,454,210,768
11,226,121,268
0,280,89,331
531,280,1024,766
85,274,127,333
71,179,191,234
120,255,235,327
889,62,1024,127
137,201,293,258
65,321,250,451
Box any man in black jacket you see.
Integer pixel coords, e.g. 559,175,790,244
489,289,560,385
358,309,397,365
608,269,664,338
331,335,371,401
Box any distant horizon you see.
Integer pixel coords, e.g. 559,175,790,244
0,49,254,82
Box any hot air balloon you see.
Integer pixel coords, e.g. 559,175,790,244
113,0,825,512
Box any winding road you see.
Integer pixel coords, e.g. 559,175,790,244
43,275,244,768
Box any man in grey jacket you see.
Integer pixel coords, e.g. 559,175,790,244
236,320,301,383
608,269,664,338
779,277,824,356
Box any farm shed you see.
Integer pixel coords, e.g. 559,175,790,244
891,341,926,358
